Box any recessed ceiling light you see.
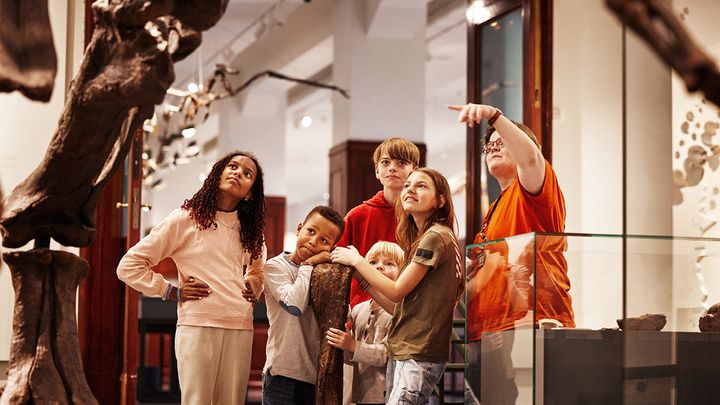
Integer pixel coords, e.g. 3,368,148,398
300,115,313,128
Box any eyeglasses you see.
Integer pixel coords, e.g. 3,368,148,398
482,138,504,154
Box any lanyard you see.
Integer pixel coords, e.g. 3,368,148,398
480,192,503,243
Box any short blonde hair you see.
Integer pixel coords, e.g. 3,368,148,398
372,137,420,167
365,241,405,265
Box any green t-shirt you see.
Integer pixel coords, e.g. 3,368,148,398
386,224,462,362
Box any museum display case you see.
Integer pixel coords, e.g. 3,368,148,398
465,232,720,404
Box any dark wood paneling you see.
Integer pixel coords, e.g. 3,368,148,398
264,196,286,257
523,0,553,161
121,130,143,405
78,130,143,405
78,4,129,403
540,0,554,162
329,140,426,216
467,13,483,242
78,170,125,405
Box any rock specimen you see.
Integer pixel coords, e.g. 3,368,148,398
699,303,720,332
617,313,667,331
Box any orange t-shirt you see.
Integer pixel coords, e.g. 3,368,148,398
467,161,575,341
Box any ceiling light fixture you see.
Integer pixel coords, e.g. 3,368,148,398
142,119,155,133
181,125,196,139
466,1,491,25
300,115,313,128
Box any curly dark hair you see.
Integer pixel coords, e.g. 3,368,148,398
181,151,266,261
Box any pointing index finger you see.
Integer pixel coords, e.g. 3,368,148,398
447,104,464,111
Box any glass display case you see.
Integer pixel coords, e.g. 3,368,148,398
465,232,720,405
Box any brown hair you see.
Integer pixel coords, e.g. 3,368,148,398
483,121,539,148
372,137,420,167
303,205,345,244
395,167,456,268
181,151,266,261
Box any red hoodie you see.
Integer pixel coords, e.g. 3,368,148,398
337,190,398,308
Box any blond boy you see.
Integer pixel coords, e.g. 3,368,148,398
326,241,404,405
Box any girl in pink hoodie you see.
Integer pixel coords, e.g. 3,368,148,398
117,151,267,405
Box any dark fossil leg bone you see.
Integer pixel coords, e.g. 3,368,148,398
0,1,229,402
0,0,229,249
310,263,353,405
0,0,57,101
1,249,95,405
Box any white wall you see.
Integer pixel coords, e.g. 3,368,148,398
0,1,84,361
284,94,333,249
553,0,623,236
553,0,676,328
332,0,426,145
425,18,467,242
553,0,624,328
217,80,289,197
670,0,720,330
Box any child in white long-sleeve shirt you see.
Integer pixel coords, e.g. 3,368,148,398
262,205,345,405
326,241,404,405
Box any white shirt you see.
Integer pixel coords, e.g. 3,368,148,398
263,252,320,384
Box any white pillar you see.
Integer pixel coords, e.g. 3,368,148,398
217,80,288,197
332,0,427,145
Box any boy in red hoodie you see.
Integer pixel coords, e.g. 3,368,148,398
337,137,420,308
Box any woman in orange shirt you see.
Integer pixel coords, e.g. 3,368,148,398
450,103,574,404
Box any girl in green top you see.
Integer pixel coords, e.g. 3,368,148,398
332,167,463,404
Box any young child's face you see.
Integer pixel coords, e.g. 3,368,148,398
375,153,414,190
368,253,400,281
295,213,342,262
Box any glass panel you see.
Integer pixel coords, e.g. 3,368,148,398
466,232,536,404
479,9,524,203
466,233,720,404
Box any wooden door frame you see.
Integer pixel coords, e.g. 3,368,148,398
465,0,553,241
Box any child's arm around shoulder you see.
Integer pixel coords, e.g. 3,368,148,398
353,271,396,314
333,245,430,303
